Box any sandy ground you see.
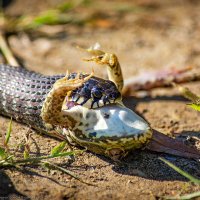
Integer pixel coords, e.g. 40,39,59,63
1,0,200,199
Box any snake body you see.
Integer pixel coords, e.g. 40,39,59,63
0,64,120,132
0,64,64,130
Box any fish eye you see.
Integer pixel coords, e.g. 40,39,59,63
91,87,102,99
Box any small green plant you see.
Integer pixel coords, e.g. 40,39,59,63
0,0,91,32
0,119,94,186
178,85,200,112
159,157,200,199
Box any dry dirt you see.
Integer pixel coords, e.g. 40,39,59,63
1,0,200,199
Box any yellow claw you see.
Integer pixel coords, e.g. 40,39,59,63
41,71,93,126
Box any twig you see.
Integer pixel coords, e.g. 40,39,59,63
0,31,19,66
0,150,83,167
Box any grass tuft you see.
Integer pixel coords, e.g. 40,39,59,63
0,119,93,186
51,141,67,156
5,117,12,146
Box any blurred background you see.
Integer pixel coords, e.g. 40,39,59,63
1,0,200,80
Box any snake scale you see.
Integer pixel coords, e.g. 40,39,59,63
0,47,152,159
0,64,63,130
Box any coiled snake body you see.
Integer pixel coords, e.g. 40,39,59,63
0,48,152,159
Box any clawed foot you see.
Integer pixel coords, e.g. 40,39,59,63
78,43,116,67
83,53,117,68
77,43,124,92
53,71,93,93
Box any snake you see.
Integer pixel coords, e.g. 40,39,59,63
0,46,152,159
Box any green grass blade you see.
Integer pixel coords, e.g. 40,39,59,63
42,161,95,186
51,141,67,156
5,118,12,145
0,150,83,167
159,158,200,184
189,103,200,112
6,150,83,166
164,191,200,200
177,191,200,200
23,149,30,159
0,147,6,160
32,10,72,26
178,86,200,104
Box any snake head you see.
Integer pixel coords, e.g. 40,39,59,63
65,73,122,109
63,103,152,160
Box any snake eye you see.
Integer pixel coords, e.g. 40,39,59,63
91,87,102,99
